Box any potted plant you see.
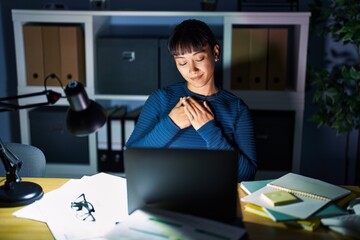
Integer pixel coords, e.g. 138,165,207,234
308,0,360,184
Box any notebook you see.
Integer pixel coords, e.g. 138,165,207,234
241,173,351,219
267,173,351,201
240,179,348,222
124,147,239,224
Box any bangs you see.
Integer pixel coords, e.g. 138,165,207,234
168,34,207,56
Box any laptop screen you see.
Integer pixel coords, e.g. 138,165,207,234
124,147,238,223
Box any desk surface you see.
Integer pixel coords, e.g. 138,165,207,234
0,177,357,240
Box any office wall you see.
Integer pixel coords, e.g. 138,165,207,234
0,1,13,142
0,0,357,184
0,2,6,139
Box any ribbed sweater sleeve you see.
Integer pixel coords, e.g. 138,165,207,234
197,99,257,181
126,90,180,148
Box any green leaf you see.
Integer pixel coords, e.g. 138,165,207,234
349,67,360,79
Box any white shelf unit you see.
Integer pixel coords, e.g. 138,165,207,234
12,10,310,178
222,13,310,178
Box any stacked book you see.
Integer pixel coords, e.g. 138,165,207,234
240,173,355,231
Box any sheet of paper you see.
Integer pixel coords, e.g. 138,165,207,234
14,173,129,240
106,207,247,240
13,179,75,222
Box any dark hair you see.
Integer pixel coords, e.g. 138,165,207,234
167,19,219,56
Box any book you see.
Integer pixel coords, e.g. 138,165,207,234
243,203,321,231
240,180,347,221
261,191,298,206
244,203,272,220
240,179,273,195
241,173,351,219
264,203,347,222
287,219,321,232
268,173,351,201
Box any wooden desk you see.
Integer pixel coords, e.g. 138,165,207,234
0,177,357,240
0,178,68,240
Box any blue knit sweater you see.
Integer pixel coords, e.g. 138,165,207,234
126,82,257,181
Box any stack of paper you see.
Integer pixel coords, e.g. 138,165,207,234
240,173,352,231
14,173,129,240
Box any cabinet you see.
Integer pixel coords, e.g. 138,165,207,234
12,10,310,178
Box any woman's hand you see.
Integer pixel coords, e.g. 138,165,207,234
169,98,192,129
182,97,214,130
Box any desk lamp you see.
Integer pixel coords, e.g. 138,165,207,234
0,74,107,207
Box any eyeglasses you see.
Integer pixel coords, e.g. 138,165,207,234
71,193,96,222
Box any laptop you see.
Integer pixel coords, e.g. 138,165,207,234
124,147,239,223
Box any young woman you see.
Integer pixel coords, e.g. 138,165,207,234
126,19,257,181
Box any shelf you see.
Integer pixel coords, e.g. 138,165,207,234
235,90,304,111
12,10,310,178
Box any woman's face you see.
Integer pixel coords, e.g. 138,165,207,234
174,44,219,95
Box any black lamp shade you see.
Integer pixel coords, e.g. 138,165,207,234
65,81,107,136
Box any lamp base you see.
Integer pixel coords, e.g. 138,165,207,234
0,181,44,207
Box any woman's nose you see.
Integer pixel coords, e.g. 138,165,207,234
188,61,198,73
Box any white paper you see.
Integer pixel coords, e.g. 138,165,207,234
14,173,128,240
106,207,246,240
13,179,75,222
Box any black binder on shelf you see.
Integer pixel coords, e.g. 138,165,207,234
124,106,143,145
109,106,127,172
96,107,118,172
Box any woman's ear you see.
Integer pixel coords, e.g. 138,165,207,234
213,44,220,62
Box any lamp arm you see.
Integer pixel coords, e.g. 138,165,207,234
0,90,62,112
0,138,22,190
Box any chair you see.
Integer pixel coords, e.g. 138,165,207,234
0,142,46,177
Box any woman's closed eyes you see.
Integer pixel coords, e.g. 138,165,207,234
176,56,206,67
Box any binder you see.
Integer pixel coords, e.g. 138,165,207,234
231,28,251,90
109,106,127,172
268,28,288,90
23,25,45,85
59,26,85,85
124,106,143,145
23,25,85,86
42,26,61,80
97,107,118,172
249,28,268,90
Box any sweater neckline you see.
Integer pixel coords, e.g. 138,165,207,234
182,82,220,101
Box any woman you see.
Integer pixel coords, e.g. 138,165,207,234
126,19,257,181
